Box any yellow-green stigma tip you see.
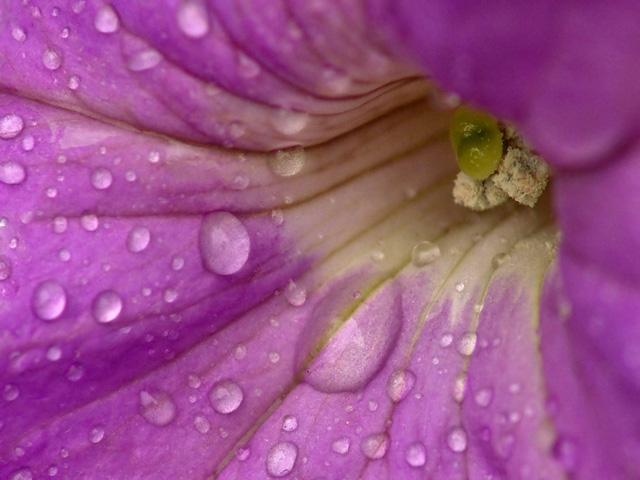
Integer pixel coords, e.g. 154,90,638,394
450,105,503,181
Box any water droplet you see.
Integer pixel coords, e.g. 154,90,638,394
42,48,62,71
46,345,62,361
509,382,522,394
266,441,298,478
234,344,247,360
0,161,27,185
170,256,184,271
45,187,58,198
361,432,389,459
0,114,24,139
126,226,151,253
404,442,426,467
71,0,86,13
60,27,70,39
193,414,211,434
270,109,309,136
139,390,177,426
439,332,453,347
47,465,58,477
21,135,34,151
66,363,84,382
12,26,27,42
91,167,113,190
177,0,209,38
127,49,162,72
209,379,243,414
447,426,468,453
163,288,178,303
270,208,284,226
94,5,119,33
32,280,66,321
52,216,68,233
58,249,71,262
474,387,494,407
455,282,465,292
281,415,298,432
89,425,105,444
3,384,19,401
284,280,306,307
331,436,350,455
412,241,441,267
80,214,99,232
268,146,306,177
457,332,477,356
0,257,12,281
92,290,123,323
67,75,80,90
452,374,467,403
387,369,417,402
9,468,32,480
268,351,280,364
199,212,250,275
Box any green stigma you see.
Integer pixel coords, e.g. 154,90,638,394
450,105,504,180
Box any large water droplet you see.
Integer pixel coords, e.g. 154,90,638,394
126,226,151,253
139,390,177,426
32,280,66,321
208,379,243,414
0,114,24,139
0,161,26,185
270,109,309,136
268,146,306,177
177,0,209,38
411,241,441,267
42,48,62,71
127,49,162,72
404,442,426,467
387,369,417,402
94,5,119,33
91,167,113,190
457,332,477,356
92,290,123,323
331,436,350,455
361,433,389,460
266,441,298,478
199,212,250,275
447,426,468,453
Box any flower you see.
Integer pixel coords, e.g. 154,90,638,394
1,1,638,480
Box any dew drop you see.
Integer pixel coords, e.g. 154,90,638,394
268,146,306,177
452,373,467,403
21,135,34,151
91,167,113,190
281,415,298,432
177,0,209,38
284,280,306,307
71,0,86,13
447,426,468,453
67,75,80,90
439,332,453,347
209,379,243,414
193,414,211,434
0,114,24,139
12,26,27,42
387,369,416,402
163,288,178,303
404,442,426,467
47,465,58,477
3,384,19,401
66,363,84,382
80,214,99,232
0,257,12,281
199,212,250,275
233,344,247,360
32,280,66,321
127,49,162,72
268,351,280,364
58,249,71,262
46,345,62,361
455,282,465,292
270,109,309,136
9,468,32,480
126,226,151,253
266,441,298,478
270,208,284,226
89,425,105,444
139,390,177,426
474,387,494,407
236,447,251,461
92,290,123,323
45,187,57,198
411,241,441,267
361,432,389,460
331,436,350,455
457,332,478,356
0,161,27,185
94,5,119,33
52,216,68,233
42,48,62,71
171,256,184,271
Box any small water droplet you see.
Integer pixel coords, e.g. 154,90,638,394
331,436,350,455
268,146,306,177
457,332,477,356
67,75,80,90
47,465,58,477
92,290,123,323
412,241,441,267
91,167,113,190
387,369,417,403
163,288,178,303
71,0,86,13
80,214,99,232
235,447,251,461
270,208,284,226
60,27,70,39
284,280,306,307
268,351,280,364
42,48,62,71
127,49,162,72
361,432,389,460
0,114,24,139
94,5,119,33
3,384,19,401
58,248,71,262
21,135,34,151
452,373,467,403
447,426,468,453
45,187,58,198
139,390,177,426
209,379,243,414
52,216,68,233
9,468,32,480
234,344,247,360
439,332,453,347
89,425,105,444
12,26,27,42
455,282,465,292
281,415,298,432
404,442,426,467
0,161,27,185
270,109,309,136
193,414,211,434
0,257,12,281
199,212,250,275
266,441,298,477
46,345,62,361
171,256,184,271
474,387,494,407
125,170,137,182
126,226,151,253
32,280,66,321
177,0,209,38
66,363,84,382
